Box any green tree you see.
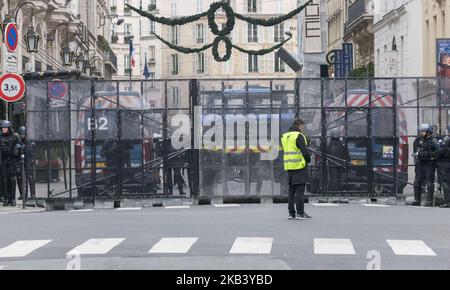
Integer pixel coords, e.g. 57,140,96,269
349,62,374,78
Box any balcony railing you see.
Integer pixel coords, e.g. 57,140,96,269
103,45,118,72
347,0,366,25
345,0,373,35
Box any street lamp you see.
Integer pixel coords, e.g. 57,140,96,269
61,45,73,67
84,62,92,76
24,26,40,53
75,53,87,72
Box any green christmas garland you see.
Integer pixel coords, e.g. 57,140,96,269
126,1,311,62
232,32,293,55
212,36,233,62
126,4,208,26
208,1,235,36
153,33,213,53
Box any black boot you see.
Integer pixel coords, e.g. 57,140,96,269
425,184,434,207
411,184,422,206
442,187,450,208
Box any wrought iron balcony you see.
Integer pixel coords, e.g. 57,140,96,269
345,0,373,36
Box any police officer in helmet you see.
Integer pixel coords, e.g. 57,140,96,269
0,120,21,206
437,136,450,208
15,126,36,200
412,124,438,207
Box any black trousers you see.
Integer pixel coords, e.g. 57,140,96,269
414,163,435,202
288,184,306,216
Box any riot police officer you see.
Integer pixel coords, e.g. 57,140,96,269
437,136,450,208
0,121,21,206
327,128,349,192
412,124,438,207
432,125,444,191
16,127,36,200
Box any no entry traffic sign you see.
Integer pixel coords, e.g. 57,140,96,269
5,23,19,52
49,81,68,99
0,73,25,102
48,80,68,108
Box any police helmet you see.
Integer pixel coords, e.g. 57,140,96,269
17,126,26,135
1,120,11,129
419,124,432,133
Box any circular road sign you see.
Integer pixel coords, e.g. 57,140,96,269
49,80,68,99
0,73,26,103
5,23,19,52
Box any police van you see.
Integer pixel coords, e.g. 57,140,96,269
74,90,160,196
310,89,409,194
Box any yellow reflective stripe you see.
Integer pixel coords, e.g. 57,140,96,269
284,159,304,163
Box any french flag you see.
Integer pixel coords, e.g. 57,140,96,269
129,39,136,70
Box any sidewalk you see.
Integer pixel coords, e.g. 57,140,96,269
0,201,46,214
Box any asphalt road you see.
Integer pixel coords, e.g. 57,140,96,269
0,203,449,270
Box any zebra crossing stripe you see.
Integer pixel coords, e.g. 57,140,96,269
117,208,142,211
0,266,5,270
387,240,437,256
361,204,391,207
230,238,273,254
67,238,125,255
213,204,240,208
0,240,52,258
149,238,198,254
314,239,356,255
311,203,339,207
165,206,191,209
69,209,94,213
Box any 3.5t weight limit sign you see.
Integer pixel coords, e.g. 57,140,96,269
0,73,25,102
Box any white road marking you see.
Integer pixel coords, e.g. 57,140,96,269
0,266,5,270
213,204,240,208
361,204,391,207
149,238,198,254
311,203,339,207
387,240,437,256
67,238,125,255
230,238,273,254
165,206,191,209
0,209,46,215
314,239,356,255
116,207,142,211
69,209,94,212
0,240,52,258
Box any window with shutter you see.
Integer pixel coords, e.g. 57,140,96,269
248,24,258,42
248,54,258,72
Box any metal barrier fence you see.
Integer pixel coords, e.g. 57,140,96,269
23,77,450,201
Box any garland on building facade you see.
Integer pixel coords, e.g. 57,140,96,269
126,0,312,62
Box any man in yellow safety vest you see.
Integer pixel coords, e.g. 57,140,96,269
281,119,312,220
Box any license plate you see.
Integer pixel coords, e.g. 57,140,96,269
96,162,106,168
351,160,366,166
